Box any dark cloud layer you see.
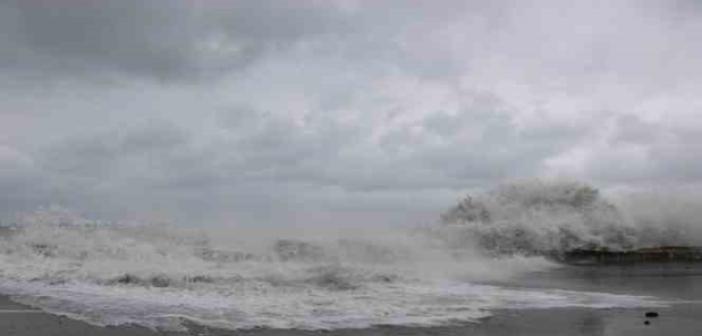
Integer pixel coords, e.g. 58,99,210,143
1,0,351,80
0,0,701,225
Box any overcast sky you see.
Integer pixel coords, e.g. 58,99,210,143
0,0,701,226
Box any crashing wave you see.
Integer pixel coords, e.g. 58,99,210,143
440,179,702,256
0,196,667,331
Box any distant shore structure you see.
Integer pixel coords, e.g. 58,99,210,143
558,246,702,265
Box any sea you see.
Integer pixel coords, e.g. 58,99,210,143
0,181,699,331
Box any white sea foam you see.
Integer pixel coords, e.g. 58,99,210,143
441,179,702,255
0,208,663,331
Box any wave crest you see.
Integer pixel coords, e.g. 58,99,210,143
441,179,702,255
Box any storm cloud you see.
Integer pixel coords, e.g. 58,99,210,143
0,0,701,226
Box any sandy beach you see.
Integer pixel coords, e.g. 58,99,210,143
4,263,702,336
2,293,701,336
3,264,702,335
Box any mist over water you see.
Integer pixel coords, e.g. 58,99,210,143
1,0,701,332
0,180,690,330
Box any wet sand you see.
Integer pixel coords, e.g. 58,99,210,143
2,264,702,335
1,294,701,336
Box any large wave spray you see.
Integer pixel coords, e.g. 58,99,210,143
440,180,702,255
0,184,672,331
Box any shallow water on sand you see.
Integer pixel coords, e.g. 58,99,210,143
1,263,701,335
503,263,702,301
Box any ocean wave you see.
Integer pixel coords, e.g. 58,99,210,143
0,186,678,331
440,180,702,255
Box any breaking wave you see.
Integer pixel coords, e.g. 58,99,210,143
441,179,702,255
0,183,675,331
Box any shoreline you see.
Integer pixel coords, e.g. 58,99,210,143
2,293,701,336
3,264,702,335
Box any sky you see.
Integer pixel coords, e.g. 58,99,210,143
0,0,701,226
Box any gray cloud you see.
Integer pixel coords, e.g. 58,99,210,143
0,0,351,81
0,0,701,225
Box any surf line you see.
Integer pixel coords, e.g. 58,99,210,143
0,309,43,313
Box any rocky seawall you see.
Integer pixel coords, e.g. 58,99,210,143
557,246,702,265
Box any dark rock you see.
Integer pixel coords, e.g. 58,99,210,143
644,320,650,325
645,311,659,318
